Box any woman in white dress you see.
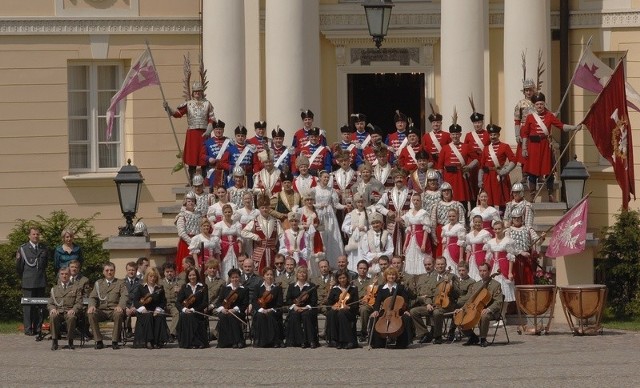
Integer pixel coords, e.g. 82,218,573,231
207,186,238,225
468,190,500,237
402,193,434,275
236,192,260,256
441,208,467,277
314,171,345,268
188,218,220,272
342,193,371,272
484,220,516,304
465,215,492,281
300,194,325,276
213,204,243,281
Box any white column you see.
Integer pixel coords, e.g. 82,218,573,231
440,0,487,132
203,0,246,132
503,0,551,145
244,0,262,123
265,0,321,144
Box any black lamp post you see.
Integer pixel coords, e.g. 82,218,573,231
114,159,144,236
560,156,589,209
363,0,394,49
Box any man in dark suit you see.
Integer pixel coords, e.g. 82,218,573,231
16,227,49,336
241,257,261,316
123,261,140,338
457,262,503,347
335,255,357,281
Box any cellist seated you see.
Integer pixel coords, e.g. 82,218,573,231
411,257,460,344
370,267,413,349
454,262,503,347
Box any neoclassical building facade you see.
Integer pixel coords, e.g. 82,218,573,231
0,0,638,249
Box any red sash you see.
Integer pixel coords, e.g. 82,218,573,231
446,236,461,265
472,243,486,267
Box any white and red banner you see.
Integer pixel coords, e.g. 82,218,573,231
546,196,588,258
105,48,159,140
581,61,635,209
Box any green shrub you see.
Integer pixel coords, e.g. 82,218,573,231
0,210,109,322
597,209,640,318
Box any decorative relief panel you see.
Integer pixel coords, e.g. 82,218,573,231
351,47,420,66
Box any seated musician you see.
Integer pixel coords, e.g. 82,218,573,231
285,266,319,348
160,262,183,343
370,267,413,349
326,269,360,349
176,268,209,349
214,268,249,348
251,266,284,348
411,256,460,344
455,262,503,347
87,262,127,350
355,259,375,342
47,267,83,350
132,268,169,349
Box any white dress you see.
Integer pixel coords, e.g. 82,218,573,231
464,229,492,281
401,209,432,275
236,207,260,256
188,233,220,270
213,220,243,281
441,223,467,277
484,237,516,302
341,208,371,272
314,185,345,268
207,201,238,225
469,205,501,236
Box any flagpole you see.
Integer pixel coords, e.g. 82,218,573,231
533,191,592,247
554,36,593,116
144,40,191,185
532,127,581,201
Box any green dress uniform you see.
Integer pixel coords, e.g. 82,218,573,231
47,282,83,345
423,272,460,341
354,275,375,337
87,278,128,347
161,276,184,337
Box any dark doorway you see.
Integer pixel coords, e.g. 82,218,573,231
348,73,425,140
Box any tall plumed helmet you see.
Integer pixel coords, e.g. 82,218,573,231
449,106,462,133
468,94,484,122
191,81,204,92
522,78,536,90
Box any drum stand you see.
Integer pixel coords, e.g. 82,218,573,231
515,287,557,335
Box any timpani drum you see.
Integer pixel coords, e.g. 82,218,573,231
558,284,607,336
515,285,557,335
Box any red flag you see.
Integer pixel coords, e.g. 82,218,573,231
105,48,159,140
581,61,635,209
546,196,588,258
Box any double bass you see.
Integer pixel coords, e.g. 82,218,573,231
453,270,501,330
374,287,405,340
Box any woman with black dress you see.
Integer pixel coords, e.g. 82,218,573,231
251,266,284,348
176,268,209,349
370,267,413,349
285,267,319,348
132,268,169,349
326,270,360,349
214,268,249,348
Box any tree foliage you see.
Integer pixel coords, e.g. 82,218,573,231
597,209,640,318
0,210,109,321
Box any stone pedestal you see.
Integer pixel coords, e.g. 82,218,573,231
103,235,156,278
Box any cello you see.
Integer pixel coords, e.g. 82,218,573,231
453,270,501,330
374,287,405,340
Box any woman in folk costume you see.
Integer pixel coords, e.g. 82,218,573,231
228,166,252,209
212,204,242,281
505,207,545,285
207,185,238,225
484,220,516,304
342,192,372,272
189,175,214,217
314,170,345,268
175,192,201,274
441,208,467,277
292,154,317,199
241,194,284,273
299,194,325,276
279,212,311,270
271,171,302,226
468,190,501,237
421,169,442,217
503,183,534,228
431,182,466,257
375,169,412,257
188,218,220,273
353,162,384,207
465,215,493,281
236,191,259,256
252,149,283,197
402,192,434,275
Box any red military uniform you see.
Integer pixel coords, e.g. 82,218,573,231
464,130,490,198
293,144,332,175
438,141,474,202
397,143,423,173
422,131,451,164
292,128,327,151
521,110,564,177
480,142,516,207
386,131,407,153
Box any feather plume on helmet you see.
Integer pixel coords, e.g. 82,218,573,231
469,94,484,122
536,49,545,92
199,54,209,97
182,53,192,101
449,106,462,133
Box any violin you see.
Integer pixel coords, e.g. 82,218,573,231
333,288,351,309
222,289,239,310
139,286,161,306
453,270,501,330
257,289,273,310
433,267,453,309
361,274,379,307
182,288,201,308
374,286,406,340
293,285,317,307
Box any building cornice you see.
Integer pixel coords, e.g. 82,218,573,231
0,17,200,35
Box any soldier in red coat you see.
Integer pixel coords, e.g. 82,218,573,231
247,120,271,154
386,110,409,156
437,121,477,209
332,125,358,171
422,111,452,167
397,125,423,173
361,124,388,166
479,124,516,209
464,111,490,198
293,127,333,176
292,109,327,151
521,92,580,202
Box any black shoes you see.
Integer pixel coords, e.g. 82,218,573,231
310,342,318,349
463,335,479,346
345,342,357,349
328,341,337,348
95,341,104,349
51,340,58,351
111,341,120,350
432,337,443,345
480,338,489,348
419,334,432,344
301,342,309,349
68,340,75,350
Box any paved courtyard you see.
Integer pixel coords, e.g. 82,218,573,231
1,324,638,387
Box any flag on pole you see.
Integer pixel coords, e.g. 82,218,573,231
105,48,160,140
546,196,589,258
581,60,635,209
572,45,640,112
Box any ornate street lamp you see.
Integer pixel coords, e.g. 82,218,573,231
560,156,589,209
114,159,144,236
363,0,394,49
